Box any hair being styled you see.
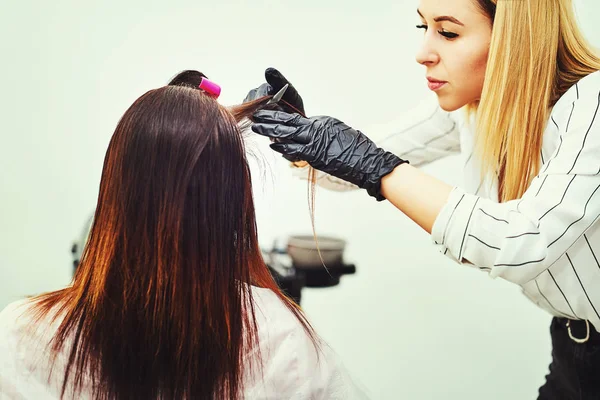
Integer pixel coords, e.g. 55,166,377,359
469,0,600,201
26,70,317,399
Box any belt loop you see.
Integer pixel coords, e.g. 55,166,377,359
567,319,590,344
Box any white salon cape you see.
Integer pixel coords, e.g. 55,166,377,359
0,286,369,399
297,71,600,331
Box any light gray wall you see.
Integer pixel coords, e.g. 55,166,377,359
0,1,598,398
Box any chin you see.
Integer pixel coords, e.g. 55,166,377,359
436,96,465,112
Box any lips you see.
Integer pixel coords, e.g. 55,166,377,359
427,77,447,91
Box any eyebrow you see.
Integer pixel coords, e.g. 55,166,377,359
417,9,465,26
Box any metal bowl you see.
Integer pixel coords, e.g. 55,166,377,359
286,235,346,268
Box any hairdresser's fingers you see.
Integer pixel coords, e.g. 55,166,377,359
282,154,303,163
243,88,258,103
269,142,310,161
252,110,311,126
275,146,303,162
252,123,302,141
265,68,290,90
243,83,274,103
252,123,313,145
265,68,305,114
252,109,294,123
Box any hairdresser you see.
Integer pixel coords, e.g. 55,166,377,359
244,0,600,398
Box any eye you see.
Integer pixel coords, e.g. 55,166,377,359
416,24,428,31
438,29,459,39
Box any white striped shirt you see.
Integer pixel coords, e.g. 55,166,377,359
296,71,600,330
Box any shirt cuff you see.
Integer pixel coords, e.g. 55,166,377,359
431,186,479,264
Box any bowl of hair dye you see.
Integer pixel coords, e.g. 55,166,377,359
286,235,346,268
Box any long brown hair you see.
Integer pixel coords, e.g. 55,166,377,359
26,71,317,399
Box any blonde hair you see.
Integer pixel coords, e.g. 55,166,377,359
468,0,600,202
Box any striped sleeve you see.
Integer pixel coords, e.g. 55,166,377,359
292,98,462,191
431,74,600,284
376,99,462,166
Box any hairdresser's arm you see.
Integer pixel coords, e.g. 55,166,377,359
253,107,454,231
251,110,456,217
253,75,600,290
291,100,462,193
251,110,454,232
251,110,453,232
252,111,407,201
380,163,453,233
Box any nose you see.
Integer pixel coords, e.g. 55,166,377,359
415,36,440,66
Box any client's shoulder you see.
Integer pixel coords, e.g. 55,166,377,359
0,298,35,331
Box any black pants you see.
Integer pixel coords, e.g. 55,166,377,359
538,317,600,400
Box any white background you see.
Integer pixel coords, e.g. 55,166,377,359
1,1,598,398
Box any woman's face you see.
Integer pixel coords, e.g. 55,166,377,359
415,0,493,111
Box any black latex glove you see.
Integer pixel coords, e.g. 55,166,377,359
243,68,305,115
251,110,408,201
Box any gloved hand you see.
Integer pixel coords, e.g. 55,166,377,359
243,68,305,115
251,110,408,201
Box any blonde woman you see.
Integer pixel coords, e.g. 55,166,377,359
246,0,600,398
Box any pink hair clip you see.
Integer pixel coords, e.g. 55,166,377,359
199,77,221,99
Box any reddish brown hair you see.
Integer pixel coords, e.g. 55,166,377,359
27,71,316,399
